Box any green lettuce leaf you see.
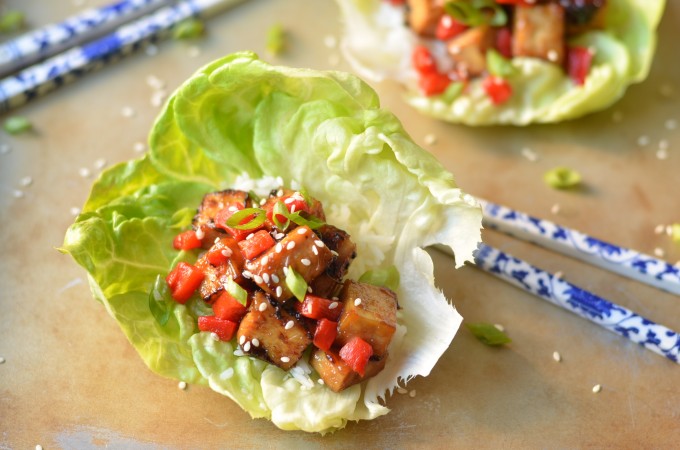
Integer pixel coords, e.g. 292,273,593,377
336,0,666,125
61,51,482,433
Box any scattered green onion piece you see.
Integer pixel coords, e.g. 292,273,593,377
299,187,313,208
272,201,291,230
225,208,266,230
487,49,517,78
543,167,582,190
287,212,325,230
173,18,204,40
439,81,465,102
248,190,262,206
4,116,32,135
226,277,248,306
466,322,511,346
148,274,172,326
285,267,307,302
670,224,680,244
359,265,401,292
0,10,26,33
444,0,507,27
266,24,286,55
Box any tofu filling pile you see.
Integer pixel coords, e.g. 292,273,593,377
397,0,606,101
166,187,398,392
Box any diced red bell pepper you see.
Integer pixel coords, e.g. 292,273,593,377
165,262,204,304
435,15,467,41
265,194,309,225
482,76,513,105
295,294,342,321
212,289,248,322
313,318,337,352
385,0,405,5
495,27,513,59
238,229,276,260
206,237,239,266
419,72,451,96
339,337,374,377
495,0,535,4
412,45,437,75
198,315,238,341
567,46,593,86
172,230,202,251
215,203,259,241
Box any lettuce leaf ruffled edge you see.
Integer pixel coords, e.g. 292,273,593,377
62,51,482,433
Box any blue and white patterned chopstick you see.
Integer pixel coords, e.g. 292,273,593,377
0,0,168,77
474,243,680,363
478,198,680,296
0,0,242,112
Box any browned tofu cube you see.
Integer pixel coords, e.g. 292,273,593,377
236,291,311,371
563,0,608,35
407,0,445,37
310,348,387,393
192,190,250,248
447,26,495,77
309,224,357,298
335,280,398,357
194,237,246,302
513,4,565,65
245,225,333,301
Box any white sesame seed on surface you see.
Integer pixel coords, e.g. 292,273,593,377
284,197,295,204
493,324,504,332
121,106,135,118
146,74,166,90
276,286,283,297
94,158,107,170
285,320,294,330
178,381,188,390
211,332,220,341
70,207,81,216
274,232,285,240
397,387,408,394
35,445,43,450
657,148,669,160
318,378,325,385
592,384,602,393
424,133,437,145
312,246,318,255
297,227,307,235
655,224,666,235
252,338,260,347
547,49,559,62
287,241,296,250
323,34,337,48
354,298,362,306
553,271,564,280
259,198,267,206
281,356,290,363
243,341,251,352
271,274,280,283
263,273,270,283
329,302,338,310
301,258,311,266
276,189,284,197
283,266,289,276
242,270,253,279
409,390,417,398
331,250,339,256
314,240,325,247
550,203,561,215
636,135,650,147
258,302,267,312
78,167,91,178
659,139,669,151
666,225,674,236
133,141,146,153
19,176,33,187
307,286,313,293
553,351,562,362
12,189,24,198
520,147,539,162
239,335,246,345
665,119,677,130
246,233,255,240
261,256,269,266
253,275,264,284
275,243,283,253
654,247,665,258
0,356,5,364
220,367,234,380
188,46,201,58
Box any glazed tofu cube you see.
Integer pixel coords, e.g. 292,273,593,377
192,190,250,248
447,26,495,77
513,4,565,65
236,291,311,371
310,348,387,393
310,225,357,298
563,0,608,35
194,238,246,302
407,0,445,37
335,280,398,357
246,225,333,301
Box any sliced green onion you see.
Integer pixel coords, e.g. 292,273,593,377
299,186,313,208
247,190,263,206
225,208,266,230
543,167,582,190
285,267,307,302
266,23,286,55
148,274,172,326
272,201,291,230
439,81,465,102
173,18,205,40
4,116,32,134
359,265,400,292
670,224,680,244
444,0,507,27
225,277,248,306
466,322,511,346
486,49,517,78
0,10,26,33
287,212,325,230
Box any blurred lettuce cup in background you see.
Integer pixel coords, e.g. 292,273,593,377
62,52,482,433
336,0,665,125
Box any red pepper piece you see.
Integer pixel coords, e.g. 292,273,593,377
412,45,437,75
172,230,202,251
482,76,513,105
435,15,467,41
295,294,342,321
418,72,451,96
339,337,374,377
215,203,259,241
238,229,276,260
212,290,248,323
313,318,338,352
165,262,204,304
198,315,238,341
495,27,513,59
206,238,239,266
567,46,593,86
265,194,309,225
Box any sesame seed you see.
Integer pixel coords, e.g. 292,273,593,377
592,384,602,393
36,445,43,450
654,247,665,258
146,74,166,90
550,203,561,215
233,349,245,357
654,224,666,235
493,324,504,332
221,248,232,257
284,197,295,204
276,189,284,197
271,274,280,283
666,225,674,236
195,228,206,240
261,256,269,265
318,378,325,385
246,233,255,240
19,176,32,187
637,135,650,147
331,250,339,256
239,335,246,345
133,142,146,153
424,133,437,145
178,381,187,390
409,390,416,398
211,332,220,341
301,258,311,266
314,240,325,248
275,232,285,240
287,241,296,250
150,90,166,107
520,147,539,162
276,286,283,297
94,158,107,170
13,189,24,198
258,302,268,312
188,46,201,58
307,286,313,293
259,198,266,206
659,139,669,151
263,273,270,283
283,266,289,276
553,351,562,362
70,207,81,216
285,320,294,330
0,143,10,154
397,387,408,394
253,275,264,284
354,298,362,306
281,356,291,363
243,341,251,352
252,338,260,347
657,148,669,160
219,367,234,380
275,243,283,253
121,106,135,118
329,302,338,310
297,227,307,235
554,271,564,280
78,167,91,178
547,49,559,62
228,205,239,212
312,246,318,255
323,34,337,48
0,356,5,364
665,119,677,130
242,270,252,279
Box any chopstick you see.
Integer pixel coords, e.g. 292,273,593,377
0,0,170,78
477,197,680,295
437,198,680,364
0,0,244,112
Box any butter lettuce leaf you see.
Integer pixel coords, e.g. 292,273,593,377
62,52,482,433
337,0,666,125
